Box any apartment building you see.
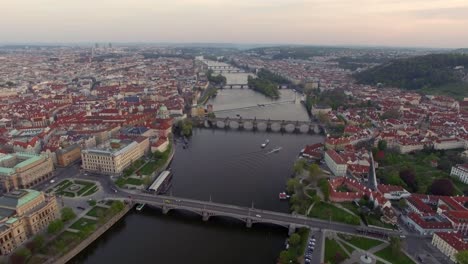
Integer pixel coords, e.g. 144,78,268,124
451,164,468,184
324,150,347,176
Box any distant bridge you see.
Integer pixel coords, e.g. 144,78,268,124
194,117,322,134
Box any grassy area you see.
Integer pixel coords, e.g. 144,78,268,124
57,191,75,197
55,180,72,192
340,202,361,216
123,159,146,177
375,246,415,264
86,206,109,217
325,238,349,264
338,233,384,250
126,177,143,186
309,202,360,225
83,186,99,196
341,241,355,254
365,214,395,229
76,181,96,196
69,218,97,231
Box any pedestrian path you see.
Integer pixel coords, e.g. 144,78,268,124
332,234,391,264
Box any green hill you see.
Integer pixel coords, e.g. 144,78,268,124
354,53,468,99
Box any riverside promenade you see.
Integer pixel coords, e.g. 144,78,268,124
46,203,132,264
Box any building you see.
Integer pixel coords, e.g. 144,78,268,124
324,150,347,176
451,164,468,184
56,144,81,167
81,137,149,175
0,153,54,192
0,189,60,255
432,232,468,262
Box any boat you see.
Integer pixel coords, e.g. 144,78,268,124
279,192,290,200
272,147,282,153
136,203,145,211
261,139,270,148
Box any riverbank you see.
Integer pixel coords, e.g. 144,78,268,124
47,202,132,264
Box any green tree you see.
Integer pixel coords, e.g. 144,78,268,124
47,220,64,234
377,140,387,151
398,199,407,209
456,250,468,264
308,163,321,182
293,159,307,175
61,207,76,222
288,233,301,246
286,178,300,194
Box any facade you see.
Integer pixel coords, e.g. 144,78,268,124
451,164,468,184
56,144,81,167
0,153,54,192
0,189,59,255
81,137,149,175
324,150,347,176
432,232,468,263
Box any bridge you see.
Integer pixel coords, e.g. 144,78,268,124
213,93,301,113
128,193,400,237
194,117,322,134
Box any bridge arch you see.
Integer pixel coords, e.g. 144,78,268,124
284,123,296,133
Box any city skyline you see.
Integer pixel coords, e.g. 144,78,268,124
2,0,468,48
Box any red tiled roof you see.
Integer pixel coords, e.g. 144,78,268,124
435,232,468,251
326,150,346,165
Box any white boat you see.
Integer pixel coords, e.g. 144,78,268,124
266,147,282,154
272,147,282,153
136,203,145,211
261,139,270,148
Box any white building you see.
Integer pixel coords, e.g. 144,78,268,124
451,164,468,184
434,138,465,150
432,232,468,263
324,150,347,177
81,137,149,175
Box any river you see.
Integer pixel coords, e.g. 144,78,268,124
72,87,322,264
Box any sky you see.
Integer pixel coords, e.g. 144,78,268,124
1,0,468,48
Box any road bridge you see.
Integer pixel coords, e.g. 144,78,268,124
128,194,400,237
194,117,322,134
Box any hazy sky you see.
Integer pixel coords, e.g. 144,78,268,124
2,0,468,48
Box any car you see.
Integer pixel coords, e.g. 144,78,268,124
77,206,85,210
175,199,181,202
112,188,118,193
164,200,171,204
255,214,262,218
50,179,55,183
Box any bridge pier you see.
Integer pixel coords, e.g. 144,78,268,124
202,211,210,221
288,224,296,236
162,206,169,215
246,218,252,228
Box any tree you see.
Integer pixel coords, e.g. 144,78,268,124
456,250,468,264
399,168,417,192
293,159,307,175
429,178,455,196
398,199,407,209
61,207,76,222
286,178,300,194
377,140,387,151
308,163,321,182
288,233,301,246
10,248,31,264
47,219,64,234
